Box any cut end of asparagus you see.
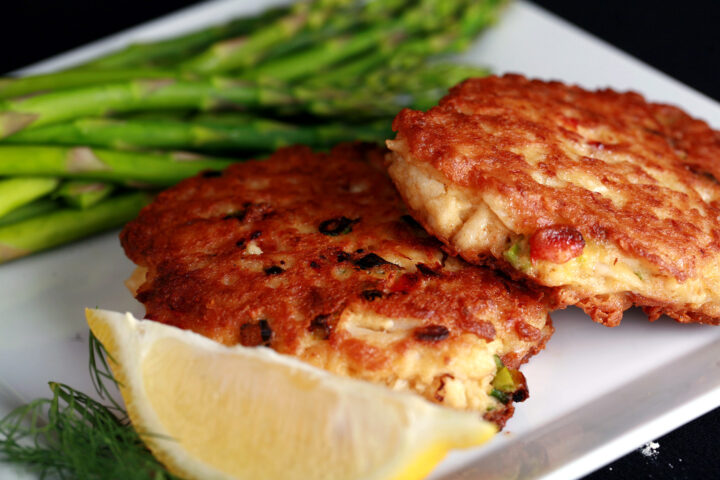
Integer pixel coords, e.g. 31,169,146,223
0,243,31,263
66,147,112,173
0,112,39,138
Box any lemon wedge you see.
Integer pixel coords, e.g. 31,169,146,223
86,308,496,480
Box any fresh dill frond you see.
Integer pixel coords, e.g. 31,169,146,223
0,332,181,480
88,331,125,413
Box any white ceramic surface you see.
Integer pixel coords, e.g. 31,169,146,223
2,1,719,479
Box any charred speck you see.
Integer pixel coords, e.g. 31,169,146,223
400,214,423,230
319,216,359,236
250,230,262,239
336,251,351,262
416,263,440,276
135,290,151,303
361,290,383,301
223,201,252,221
414,324,450,342
512,388,529,403
309,314,332,340
258,319,272,343
223,210,247,221
353,253,392,269
239,320,272,347
309,261,321,269
356,249,364,254
201,170,222,178
264,266,284,275
235,239,245,248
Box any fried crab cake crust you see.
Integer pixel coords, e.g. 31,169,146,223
121,143,553,427
387,74,720,327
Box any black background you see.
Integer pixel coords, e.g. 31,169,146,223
2,1,719,478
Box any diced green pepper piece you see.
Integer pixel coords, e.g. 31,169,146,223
492,367,516,393
493,354,504,370
490,388,509,404
503,240,531,271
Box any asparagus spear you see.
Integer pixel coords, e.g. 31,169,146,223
0,69,178,101
0,6,295,99
319,0,504,83
180,0,357,74
3,117,391,151
0,177,59,217
0,199,58,227
403,0,507,62
244,0,464,82
78,5,291,70
0,192,152,264
0,71,464,137
249,0,409,70
0,78,293,137
0,146,235,186
363,63,491,92
307,0,504,87
53,181,115,209
290,74,484,117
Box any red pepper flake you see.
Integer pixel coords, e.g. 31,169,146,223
529,225,585,264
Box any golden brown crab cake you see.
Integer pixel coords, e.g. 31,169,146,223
387,74,720,327
120,142,553,428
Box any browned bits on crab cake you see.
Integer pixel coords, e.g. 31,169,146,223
120,142,553,428
387,74,720,327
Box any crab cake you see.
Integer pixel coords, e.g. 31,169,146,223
120,142,553,427
387,74,720,327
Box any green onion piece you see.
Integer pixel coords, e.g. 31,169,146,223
490,388,509,405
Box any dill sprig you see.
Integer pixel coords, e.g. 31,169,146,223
0,332,181,479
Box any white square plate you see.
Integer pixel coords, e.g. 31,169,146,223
2,1,719,479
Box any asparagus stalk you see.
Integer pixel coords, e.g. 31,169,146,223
0,192,152,264
250,0,409,70
0,69,478,137
381,1,503,71
290,76,482,117
0,78,293,137
404,0,507,61
306,54,388,88
244,0,464,82
0,177,60,217
363,63,491,92
78,5,291,70
53,181,115,209
0,66,497,138
0,199,58,227
307,0,504,87
0,69,178,101
0,146,235,186
3,117,391,151
180,0,357,74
